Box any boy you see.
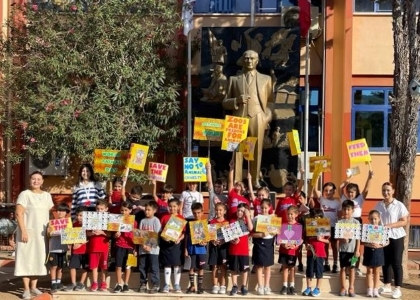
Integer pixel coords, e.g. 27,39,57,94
228,203,253,296
47,203,70,293
87,200,111,292
138,201,161,294
337,200,360,297
65,206,89,291
206,161,227,220
279,205,302,295
151,180,174,220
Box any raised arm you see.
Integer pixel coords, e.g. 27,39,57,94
228,159,234,192
296,169,305,195
248,172,255,202
339,176,351,199
206,161,214,192
361,170,374,199
312,173,322,199
151,180,159,201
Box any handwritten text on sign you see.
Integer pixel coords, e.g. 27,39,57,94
183,157,208,182
94,149,128,174
346,138,371,164
221,115,249,151
49,217,72,232
148,162,169,182
193,117,224,141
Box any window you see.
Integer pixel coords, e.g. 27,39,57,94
355,0,420,12
298,88,321,152
194,0,288,14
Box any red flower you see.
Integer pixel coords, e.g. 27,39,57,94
70,5,78,12
60,99,70,106
29,137,36,143
32,4,38,12
73,110,81,118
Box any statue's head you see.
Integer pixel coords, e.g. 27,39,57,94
243,50,259,71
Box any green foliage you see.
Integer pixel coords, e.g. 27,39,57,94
0,0,185,172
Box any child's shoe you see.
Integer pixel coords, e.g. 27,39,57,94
57,283,65,291
74,282,85,291
302,287,312,296
311,287,321,297
90,282,98,292
373,289,380,298
219,286,227,294
186,286,196,294
324,264,331,272
241,285,248,295
264,287,271,295
162,284,170,293
174,284,182,293
99,281,107,291
197,287,204,294
280,286,288,295
149,285,160,294
391,288,402,299
257,287,264,295
114,284,122,293
122,284,130,292
212,285,220,294
65,283,76,291
332,264,339,273
138,283,147,293
230,285,238,296
367,288,373,297
288,286,296,295
51,283,58,293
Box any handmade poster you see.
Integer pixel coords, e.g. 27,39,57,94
207,221,229,241
346,138,371,164
107,214,123,231
120,215,135,233
311,162,323,187
287,129,301,156
125,143,149,171
361,224,389,244
346,166,361,177
277,224,303,245
221,220,248,242
309,156,331,172
193,117,225,141
255,215,282,235
335,222,362,240
82,211,109,230
183,157,209,182
239,137,258,161
161,216,187,242
132,229,158,247
189,219,209,244
221,115,249,151
94,149,129,175
126,254,137,267
148,162,169,182
61,227,87,244
305,217,331,237
49,217,72,234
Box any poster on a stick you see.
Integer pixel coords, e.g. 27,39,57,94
221,115,249,151
148,162,169,182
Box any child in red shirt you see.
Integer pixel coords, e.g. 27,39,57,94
108,177,124,214
275,181,307,223
250,186,273,217
226,160,252,220
152,180,174,220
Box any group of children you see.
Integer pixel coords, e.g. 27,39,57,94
46,162,388,298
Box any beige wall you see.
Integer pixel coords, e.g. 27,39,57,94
352,15,393,75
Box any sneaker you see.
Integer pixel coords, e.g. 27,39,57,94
138,283,147,293
30,288,43,295
219,286,227,294
311,287,320,297
298,263,304,272
332,264,339,273
197,287,204,294
57,283,65,291
324,264,331,272
257,287,264,295
114,284,122,293
122,284,129,292
356,268,363,276
150,285,159,294
74,282,86,291
90,282,98,292
302,287,312,296
99,281,107,291
280,286,288,295
264,287,271,295
391,288,402,299
22,290,31,300
288,286,296,295
373,288,380,298
174,284,182,293
367,288,373,297
212,285,220,294
379,286,392,294
51,283,58,293
230,285,238,296
162,284,170,293
241,285,248,296
65,283,76,291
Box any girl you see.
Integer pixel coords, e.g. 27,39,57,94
208,203,229,294
363,210,387,297
71,163,106,219
274,181,307,223
226,160,252,220
250,186,273,217
251,198,275,295
113,202,137,293
108,177,125,214
313,180,341,273
179,182,204,220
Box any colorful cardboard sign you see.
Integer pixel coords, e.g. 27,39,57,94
49,217,72,232
207,222,229,241
94,149,129,174
148,162,169,182
193,117,225,141
335,222,362,240
183,157,209,182
82,211,109,230
287,130,301,156
161,216,187,242
361,224,389,244
239,137,258,161
132,229,158,247
305,217,331,237
346,138,371,164
255,215,282,235
189,219,209,244
309,156,331,172
61,227,87,244
221,220,249,242
126,254,137,267
125,143,149,171
277,224,303,245
221,115,249,151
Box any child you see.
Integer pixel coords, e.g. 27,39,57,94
108,177,124,214
160,198,185,293
151,180,174,220
180,182,204,220
185,202,207,294
226,160,252,220
363,210,386,297
339,170,374,275
250,186,273,217
337,200,360,297
313,180,341,273
275,181,307,223
47,203,70,293
228,203,253,296
87,200,111,292
65,206,88,291
138,201,161,294
279,205,302,295
208,202,229,294
302,209,330,297
113,202,137,293
251,198,275,295
206,161,227,220
125,185,144,223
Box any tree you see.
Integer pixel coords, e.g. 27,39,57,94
0,0,184,181
388,0,420,278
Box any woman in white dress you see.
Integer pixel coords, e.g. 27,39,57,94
15,171,54,299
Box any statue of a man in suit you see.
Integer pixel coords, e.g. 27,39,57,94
223,50,273,187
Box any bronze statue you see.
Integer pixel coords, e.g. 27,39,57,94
223,50,274,187
211,39,228,65
200,65,228,103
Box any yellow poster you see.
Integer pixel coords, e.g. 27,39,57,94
193,117,225,141
255,215,282,235
148,162,169,182
126,254,137,267
189,219,209,245
305,217,331,237
132,229,158,247
309,156,331,172
93,149,129,175
60,227,87,244
183,157,209,182
346,138,371,164
287,130,301,156
161,215,187,242
125,143,149,171
221,115,249,151
49,217,72,233
239,137,258,161
311,162,323,187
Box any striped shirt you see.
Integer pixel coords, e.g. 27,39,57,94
71,181,106,218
